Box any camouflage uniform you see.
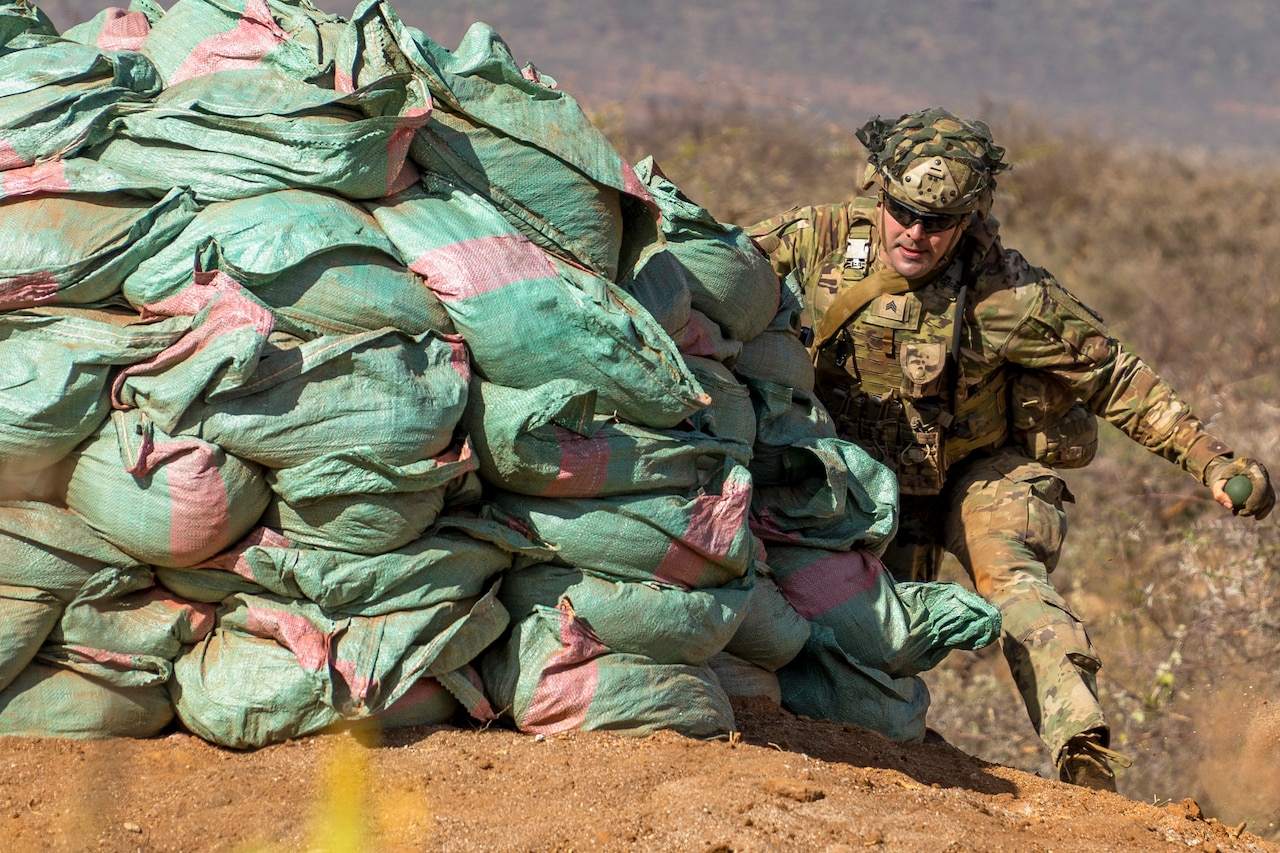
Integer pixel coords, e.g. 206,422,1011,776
748,191,1239,763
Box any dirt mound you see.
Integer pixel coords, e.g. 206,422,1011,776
2,698,1273,853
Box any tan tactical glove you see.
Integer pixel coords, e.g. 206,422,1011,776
1203,456,1275,519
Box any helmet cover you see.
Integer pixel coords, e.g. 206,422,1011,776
857,107,1009,216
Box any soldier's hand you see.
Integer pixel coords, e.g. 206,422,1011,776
1205,457,1275,519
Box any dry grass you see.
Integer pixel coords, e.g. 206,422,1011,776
606,101,1280,836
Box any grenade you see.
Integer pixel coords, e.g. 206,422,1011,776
1225,475,1252,510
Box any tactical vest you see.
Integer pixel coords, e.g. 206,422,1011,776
806,204,1011,495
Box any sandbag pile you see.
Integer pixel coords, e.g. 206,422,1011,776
0,0,999,747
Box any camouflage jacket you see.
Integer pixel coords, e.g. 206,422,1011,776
747,199,1231,493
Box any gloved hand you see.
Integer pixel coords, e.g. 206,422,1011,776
1204,456,1275,519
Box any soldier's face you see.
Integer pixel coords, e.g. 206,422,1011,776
877,201,963,280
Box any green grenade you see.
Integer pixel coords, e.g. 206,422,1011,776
1225,475,1252,510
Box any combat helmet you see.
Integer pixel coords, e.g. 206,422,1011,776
856,107,1009,217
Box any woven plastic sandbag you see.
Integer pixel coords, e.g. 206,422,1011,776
0,187,197,310
0,660,172,738
769,545,1000,677
721,570,811,672
684,355,756,447
139,0,344,86
91,67,428,203
173,625,340,747
751,436,899,555
464,378,750,498
489,457,757,590
262,440,481,555
0,584,61,693
732,273,814,392
777,622,930,743
0,501,152,601
498,563,752,666
706,651,782,704
156,515,546,617
0,501,152,691
0,1,57,48
63,0,163,52
0,37,161,171
734,327,815,394
741,375,837,487
0,307,191,487
480,602,735,738
340,0,659,282
66,409,270,568
52,585,216,665
123,190,452,336
617,243,692,340
677,309,743,366
373,675,459,729
633,156,779,341
369,179,706,429
173,584,508,747
116,313,469,473
0,157,180,202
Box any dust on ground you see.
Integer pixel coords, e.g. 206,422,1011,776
1,697,1274,853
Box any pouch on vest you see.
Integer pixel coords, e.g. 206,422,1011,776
1010,371,1098,469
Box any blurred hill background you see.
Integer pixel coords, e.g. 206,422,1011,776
30,0,1280,840
40,0,1280,159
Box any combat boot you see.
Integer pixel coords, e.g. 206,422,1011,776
1057,730,1131,792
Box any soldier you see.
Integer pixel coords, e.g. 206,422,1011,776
747,107,1275,792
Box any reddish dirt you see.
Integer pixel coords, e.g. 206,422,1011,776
1,697,1274,853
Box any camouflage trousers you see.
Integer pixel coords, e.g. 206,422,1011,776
879,446,1107,759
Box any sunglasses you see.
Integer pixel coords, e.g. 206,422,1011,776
881,194,967,234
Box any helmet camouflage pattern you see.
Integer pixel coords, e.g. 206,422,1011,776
856,107,1009,216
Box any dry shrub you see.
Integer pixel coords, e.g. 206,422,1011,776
601,100,1280,836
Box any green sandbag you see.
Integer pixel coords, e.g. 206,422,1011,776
464,378,750,498
63,0,164,52
122,189,453,337
262,443,482,555
91,67,428,202
684,355,756,446
372,676,459,730
0,584,61,693
173,583,509,747
777,622,930,743
66,410,271,568
678,308,743,366
742,375,837,486
0,157,178,201
139,0,344,87
751,436,899,554
172,626,341,748
118,323,469,474
0,501,152,602
489,458,757,590
0,307,190,484
0,36,161,169
721,571,811,672
732,274,814,392
0,661,173,739
52,585,216,663
341,0,659,282
0,187,198,309
156,515,546,617
769,544,1001,677
0,2,57,47
498,563,752,665
369,178,707,429
633,156,780,342
479,602,735,738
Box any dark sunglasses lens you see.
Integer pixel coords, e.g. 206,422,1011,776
884,196,963,233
